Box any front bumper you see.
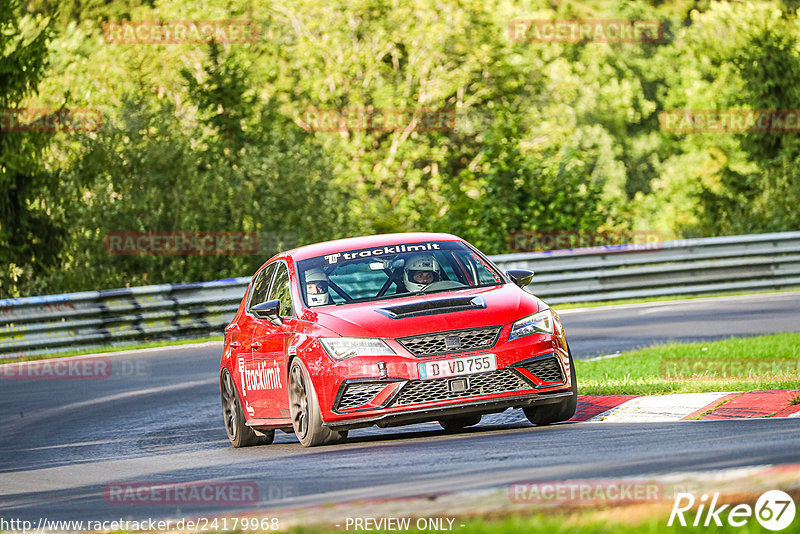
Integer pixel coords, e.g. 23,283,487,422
323,390,574,431
321,351,573,430
333,352,567,411
313,319,572,427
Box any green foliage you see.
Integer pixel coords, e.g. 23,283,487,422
2,0,799,297
650,1,800,236
0,1,58,297
41,50,350,294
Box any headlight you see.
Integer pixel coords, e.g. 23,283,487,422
508,309,555,340
320,337,396,361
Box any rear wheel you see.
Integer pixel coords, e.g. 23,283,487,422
289,359,348,447
523,349,578,426
220,369,274,447
439,414,482,431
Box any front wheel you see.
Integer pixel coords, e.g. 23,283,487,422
523,349,578,426
288,359,348,447
220,369,274,447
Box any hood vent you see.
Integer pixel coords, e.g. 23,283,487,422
376,296,486,319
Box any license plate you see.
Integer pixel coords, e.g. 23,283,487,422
418,354,497,380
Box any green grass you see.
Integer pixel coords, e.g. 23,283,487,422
0,335,223,364
552,288,800,310
575,333,800,395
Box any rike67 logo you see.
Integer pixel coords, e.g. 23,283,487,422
669,490,796,531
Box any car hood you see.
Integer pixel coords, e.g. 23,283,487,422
311,284,543,339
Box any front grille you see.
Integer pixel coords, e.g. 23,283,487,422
397,327,502,357
517,357,564,383
391,369,530,406
337,382,386,411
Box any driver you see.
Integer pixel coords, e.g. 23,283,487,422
403,254,441,292
305,269,331,306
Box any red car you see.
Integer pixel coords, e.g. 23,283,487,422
220,233,577,447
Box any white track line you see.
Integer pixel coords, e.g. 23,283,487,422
582,352,623,362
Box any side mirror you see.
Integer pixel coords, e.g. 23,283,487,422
252,299,282,324
506,269,534,288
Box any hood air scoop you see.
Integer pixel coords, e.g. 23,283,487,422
376,296,486,319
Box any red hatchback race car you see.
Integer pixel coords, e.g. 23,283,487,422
220,232,577,447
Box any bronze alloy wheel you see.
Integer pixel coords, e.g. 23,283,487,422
289,364,309,439
288,359,348,447
220,369,274,447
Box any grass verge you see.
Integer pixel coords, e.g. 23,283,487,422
575,333,800,395
0,336,223,364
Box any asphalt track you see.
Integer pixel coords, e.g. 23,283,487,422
1,292,799,523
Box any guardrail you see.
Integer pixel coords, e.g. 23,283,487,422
496,231,800,303
0,279,250,359
2,231,799,358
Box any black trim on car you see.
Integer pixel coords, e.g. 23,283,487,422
332,377,406,413
509,352,567,388
323,390,575,431
396,325,503,357
375,295,488,319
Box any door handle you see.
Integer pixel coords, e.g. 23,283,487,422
252,342,262,350
229,341,241,349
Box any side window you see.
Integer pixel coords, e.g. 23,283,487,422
249,263,277,311
470,252,503,284
268,263,294,317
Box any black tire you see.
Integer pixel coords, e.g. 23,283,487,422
439,414,482,431
221,369,274,448
289,359,348,447
523,349,578,426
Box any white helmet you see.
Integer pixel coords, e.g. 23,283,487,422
306,269,330,306
403,254,441,292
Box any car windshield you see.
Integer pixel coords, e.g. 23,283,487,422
296,241,504,307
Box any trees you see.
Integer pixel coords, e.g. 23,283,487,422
3,0,799,297
0,1,58,297
650,1,800,237
45,43,352,293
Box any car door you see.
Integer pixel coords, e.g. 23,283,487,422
238,262,277,419
250,261,295,420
